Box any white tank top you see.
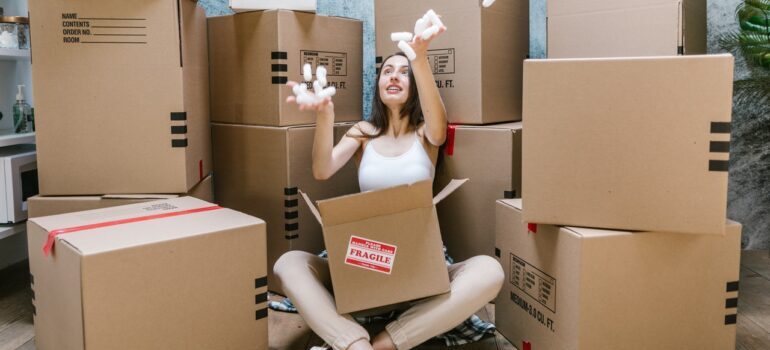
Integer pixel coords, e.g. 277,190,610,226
358,134,435,192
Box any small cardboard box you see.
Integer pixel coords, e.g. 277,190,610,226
547,0,706,58
28,174,214,218
302,179,466,314
27,197,268,350
375,0,528,124
230,0,316,13
208,10,362,126
212,122,359,290
522,54,733,234
30,0,212,195
495,199,741,350
435,122,522,261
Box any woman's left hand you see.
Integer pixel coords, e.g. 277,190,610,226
409,25,446,60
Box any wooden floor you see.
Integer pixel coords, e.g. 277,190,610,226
2,251,769,350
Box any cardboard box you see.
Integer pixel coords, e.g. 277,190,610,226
522,55,733,234
495,199,741,350
302,179,465,314
28,174,214,218
434,122,521,261
212,122,359,290
208,10,362,126
375,0,528,124
27,197,268,350
30,0,212,195
547,0,706,58
230,0,316,13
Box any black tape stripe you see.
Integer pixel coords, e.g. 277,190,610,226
285,223,299,232
726,298,738,309
710,141,730,153
255,292,268,304
272,64,288,72
254,276,268,289
285,199,298,208
495,247,501,258
285,234,299,240
256,308,268,320
725,314,737,325
375,56,383,63
504,190,516,199
711,122,732,134
271,51,288,60
709,160,729,172
284,187,298,196
726,281,740,292
171,139,188,148
171,125,187,134
170,112,187,121
285,211,298,220
272,76,288,84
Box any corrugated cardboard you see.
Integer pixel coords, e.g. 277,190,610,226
30,0,212,195
547,0,706,58
435,122,521,261
495,199,740,349
212,122,359,290
302,179,466,314
230,0,316,13
27,197,268,350
522,55,733,234
375,0,528,124
28,174,214,218
208,10,362,126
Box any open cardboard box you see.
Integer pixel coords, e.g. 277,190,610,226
301,179,467,314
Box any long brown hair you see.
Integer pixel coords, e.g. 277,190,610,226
353,52,423,138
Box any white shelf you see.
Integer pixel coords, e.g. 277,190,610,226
0,48,31,61
0,132,35,147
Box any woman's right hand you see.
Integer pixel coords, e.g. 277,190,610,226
285,81,334,118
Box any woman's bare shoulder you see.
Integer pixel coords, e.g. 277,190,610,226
347,120,377,137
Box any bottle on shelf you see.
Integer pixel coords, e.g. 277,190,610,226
12,85,31,134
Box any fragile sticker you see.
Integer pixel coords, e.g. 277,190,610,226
345,235,397,274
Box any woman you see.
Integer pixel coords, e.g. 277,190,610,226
274,26,504,350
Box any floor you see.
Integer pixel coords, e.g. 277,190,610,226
1,251,769,350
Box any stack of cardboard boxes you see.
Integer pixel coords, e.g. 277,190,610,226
375,0,529,262
493,1,741,348
207,9,364,290
26,1,267,349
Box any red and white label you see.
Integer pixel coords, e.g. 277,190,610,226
344,235,397,275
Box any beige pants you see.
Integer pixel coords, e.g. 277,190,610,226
273,251,504,350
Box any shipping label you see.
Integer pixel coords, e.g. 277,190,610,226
301,50,348,76
60,13,148,45
345,235,397,274
427,48,455,75
510,254,556,313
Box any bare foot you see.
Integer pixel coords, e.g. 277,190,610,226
371,331,397,350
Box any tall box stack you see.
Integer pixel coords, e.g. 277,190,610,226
376,0,528,261
208,10,363,290
547,0,706,58
495,54,740,348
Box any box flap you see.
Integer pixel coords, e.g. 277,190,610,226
32,197,263,256
102,194,180,200
299,190,323,226
317,180,434,227
432,178,468,205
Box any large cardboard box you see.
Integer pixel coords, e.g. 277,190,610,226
212,122,359,290
30,0,212,195
208,11,362,126
547,0,706,58
302,179,465,314
28,174,214,218
495,199,741,349
375,0,528,125
522,55,733,235
435,122,521,261
230,0,316,13
27,197,268,350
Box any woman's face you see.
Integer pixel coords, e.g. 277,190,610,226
378,55,411,109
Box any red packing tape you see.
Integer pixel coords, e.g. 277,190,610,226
445,124,457,156
42,205,222,256
522,341,532,350
527,223,538,234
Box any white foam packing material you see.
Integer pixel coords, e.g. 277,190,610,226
398,40,417,61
